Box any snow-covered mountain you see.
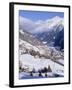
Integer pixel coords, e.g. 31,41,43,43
35,16,63,42
35,16,64,32
19,29,51,56
19,16,64,33
35,25,64,48
19,30,64,65
19,29,64,79
19,16,64,49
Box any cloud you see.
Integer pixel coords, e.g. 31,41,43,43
19,16,63,33
19,16,36,33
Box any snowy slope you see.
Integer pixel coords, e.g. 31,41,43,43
20,54,64,72
19,38,64,72
19,54,64,79
19,30,64,63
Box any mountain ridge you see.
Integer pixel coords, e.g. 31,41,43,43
19,29,64,66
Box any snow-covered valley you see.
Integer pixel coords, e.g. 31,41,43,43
19,30,64,79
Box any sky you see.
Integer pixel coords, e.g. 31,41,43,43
19,10,64,21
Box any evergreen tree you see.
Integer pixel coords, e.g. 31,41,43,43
48,65,52,72
39,72,42,77
30,72,33,76
45,73,47,77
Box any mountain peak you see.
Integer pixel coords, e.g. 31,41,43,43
52,16,62,20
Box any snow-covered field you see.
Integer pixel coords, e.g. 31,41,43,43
19,54,64,79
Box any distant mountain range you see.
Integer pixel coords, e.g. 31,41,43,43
34,24,64,50
19,16,64,50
